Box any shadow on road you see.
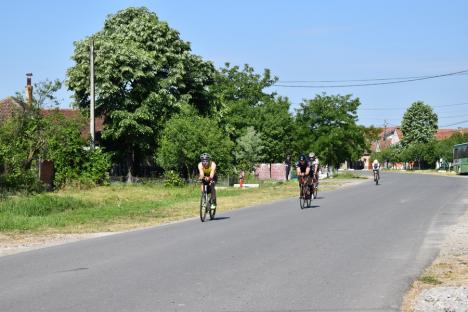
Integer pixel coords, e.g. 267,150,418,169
210,216,231,221
303,205,320,209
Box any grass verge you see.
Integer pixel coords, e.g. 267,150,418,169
0,178,362,235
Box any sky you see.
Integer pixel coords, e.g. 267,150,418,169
1,0,467,128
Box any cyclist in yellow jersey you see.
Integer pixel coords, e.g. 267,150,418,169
198,153,217,209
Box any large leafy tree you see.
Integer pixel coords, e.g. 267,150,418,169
210,63,278,142
234,126,264,172
295,94,367,168
67,7,215,182
256,96,294,164
401,101,438,146
156,113,234,178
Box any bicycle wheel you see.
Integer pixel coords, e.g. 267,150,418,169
299,185,306,209
209,194,216,220
200,192,208,222
313,184,318,199
306,185,312,207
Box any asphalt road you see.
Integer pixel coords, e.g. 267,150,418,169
1,172,467,312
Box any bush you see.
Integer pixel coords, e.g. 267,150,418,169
163,170,185,187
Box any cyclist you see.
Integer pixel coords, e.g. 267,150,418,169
309,152,320,197
372,159,380,181
198,153,217,209
296,154,312,197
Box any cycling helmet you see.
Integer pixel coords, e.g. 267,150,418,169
200,153,211,161
309,152,315,159
299,154,307,162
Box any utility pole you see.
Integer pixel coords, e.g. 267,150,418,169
383,119,388,141
89,39,95,149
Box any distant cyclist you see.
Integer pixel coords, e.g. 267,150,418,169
372,159,380,182
198,153,217,209
309,152,320,196
296,154,312,194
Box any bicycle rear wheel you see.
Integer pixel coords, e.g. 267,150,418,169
306,185,312,207
209,194,216,220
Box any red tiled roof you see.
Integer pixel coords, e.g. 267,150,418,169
0,97,25,120
435,128,468,140
41,108,104,134
1,98,104,137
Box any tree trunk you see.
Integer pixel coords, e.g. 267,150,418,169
126,150,134,184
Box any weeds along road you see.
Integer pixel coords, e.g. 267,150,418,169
0,172,467,312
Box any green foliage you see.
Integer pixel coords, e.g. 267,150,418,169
0,107,45,193
295,94,367,167
256,97,294,163
401,101,438,146
15,79,63,108
234,127,264,171
42,111,111,188
67,7,215,181
435,132,468,162
163,170,185,187
210,63,278,142
156,114,234,177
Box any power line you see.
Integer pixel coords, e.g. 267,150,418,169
359,101,468,111
274,69,468,88
279,75,433,83
278,72,468,83
440,119,468,128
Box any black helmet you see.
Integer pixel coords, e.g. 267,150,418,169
299,154,306,162
200,153,211,161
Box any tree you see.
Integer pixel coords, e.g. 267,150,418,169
67,7,216,182
156,114,234,178
436,132,468,163
401,101,438,146
0,107,44,192
210,63,278,142
294,94,367,168
234,127,264,172
15,79,63,108
256,97,294,164
42,111,111,187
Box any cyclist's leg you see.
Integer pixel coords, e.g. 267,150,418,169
210,180,217,207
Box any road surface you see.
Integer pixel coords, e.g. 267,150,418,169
1,172,467,312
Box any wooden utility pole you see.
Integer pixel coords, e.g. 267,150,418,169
89,39,95,149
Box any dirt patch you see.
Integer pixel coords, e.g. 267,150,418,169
0,232,117,257
401,207,468,311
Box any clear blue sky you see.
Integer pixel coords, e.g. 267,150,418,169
1,0,467,128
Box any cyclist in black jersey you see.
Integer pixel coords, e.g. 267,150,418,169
295,154,312,193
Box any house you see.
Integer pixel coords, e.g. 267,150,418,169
0,96,26,121
358,126,468,170
435,128,468,140
359,127,403,170
0,97,104,138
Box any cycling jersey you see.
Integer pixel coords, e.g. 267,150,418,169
202,162,213,176
295,160,310,173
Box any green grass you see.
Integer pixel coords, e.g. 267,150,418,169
418,274,442,285
333,171,367,179
0,178,358,234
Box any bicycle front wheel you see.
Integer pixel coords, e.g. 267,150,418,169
200,193,208,222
